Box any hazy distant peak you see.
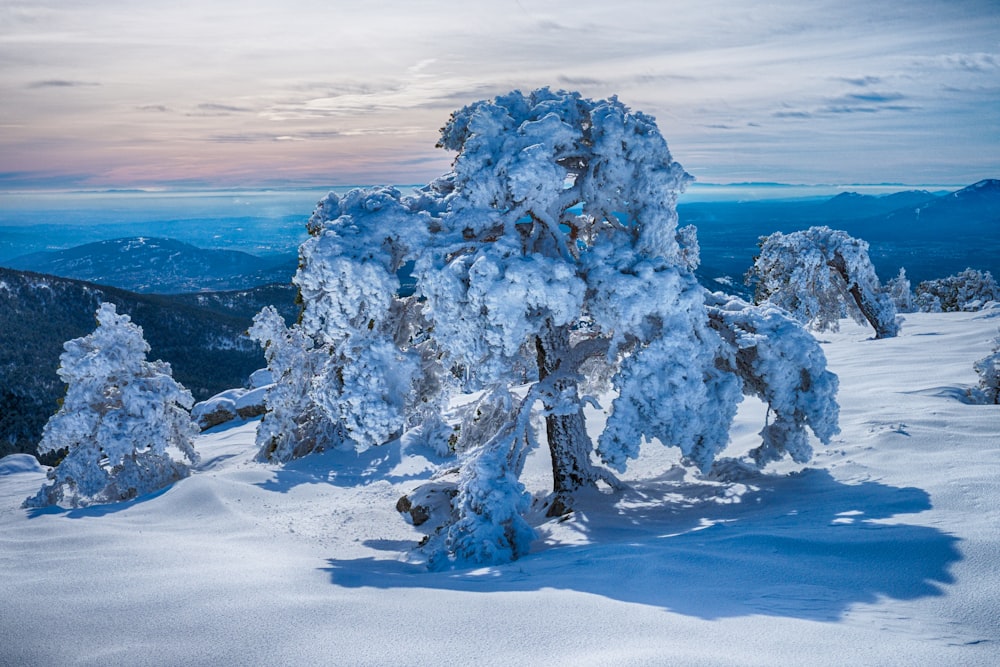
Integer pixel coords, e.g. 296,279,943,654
3,236,295,294
953,179,1000,195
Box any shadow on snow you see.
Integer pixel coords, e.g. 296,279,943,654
321,468,960,622
255,437,447,493
23,484,172,519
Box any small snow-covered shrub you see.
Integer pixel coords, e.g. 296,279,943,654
248,306,343,463
23,303,199,509
748,226,899,338
973,331,1000,405
887,268,915,313
915,268,1000,312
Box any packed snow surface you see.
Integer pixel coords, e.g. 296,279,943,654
2,311,998,666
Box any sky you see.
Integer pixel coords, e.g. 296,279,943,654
1,0,999,190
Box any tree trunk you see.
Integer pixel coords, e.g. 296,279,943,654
535,324,598,516
829,253,894,339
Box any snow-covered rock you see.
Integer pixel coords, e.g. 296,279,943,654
191,375,271,430
0,453,44,475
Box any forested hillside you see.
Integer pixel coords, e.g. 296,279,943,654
0,268,297,459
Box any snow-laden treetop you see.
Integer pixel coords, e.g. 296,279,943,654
436,88,694,263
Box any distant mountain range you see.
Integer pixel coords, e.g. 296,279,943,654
853,178,1000,239
2,237,297,293
3,180,996,296
682,179,1000,286
0,267,298,460
818,189,941,220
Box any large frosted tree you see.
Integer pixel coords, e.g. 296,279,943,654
748,226,900,338
24,303,199,508
265,88,840,566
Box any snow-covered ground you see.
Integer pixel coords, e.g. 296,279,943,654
2,310,998,666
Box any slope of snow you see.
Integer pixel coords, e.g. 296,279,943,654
1,311,998,666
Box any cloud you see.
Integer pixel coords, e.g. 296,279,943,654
187,103,255,116
821,104,919,114
137,104,170,112
841,91,906,103
839,76,882,87
26,80,99,89
204,128,424,144
773,110,812,119
0,170,93,188
822,105,880,114
914,52,1000,72
260,78,498,121
206,133,270,144
557,75,605,86
769,90,919,117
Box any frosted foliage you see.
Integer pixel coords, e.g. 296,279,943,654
417,246,585,383
428,430,535,570
284,187,443,452
297,187,430,345
707,295,840,465
915,269,1000,313
974,331,1000,405
315,340,416,451
249,307,338,463
600,322,741,473
24,303,199,508
306,186,431,255
296,249,396,346
439,88,690,261
887,268,915,313
586,253,690,349
598,274,741,473
751,226,899,338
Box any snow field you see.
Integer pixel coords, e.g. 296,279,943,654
1,310,998,666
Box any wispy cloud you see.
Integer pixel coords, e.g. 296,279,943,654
26,80,99,89
841,91,905,103
773,110,813,119
839,76,882,87
557,75,605,86
916,52,1000,72
188,103,255,116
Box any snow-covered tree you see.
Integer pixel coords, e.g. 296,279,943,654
915,268,1000,312
248,306,343,463
748,226,900,338
23,303,199,508
887,268,915,313
973,330,1000,405
286,88,841,566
